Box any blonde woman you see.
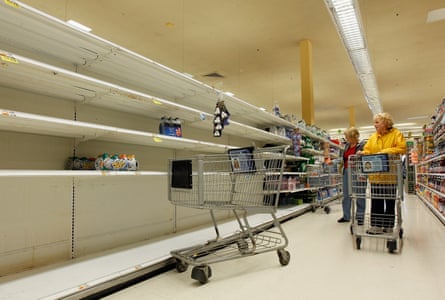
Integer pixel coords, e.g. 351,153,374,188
338,127,365,223
358,113,406,234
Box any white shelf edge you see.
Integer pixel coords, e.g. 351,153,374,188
0,109,234,153
0,170,167,177
416,182,445,198
415,153,445,165
416,192,445,225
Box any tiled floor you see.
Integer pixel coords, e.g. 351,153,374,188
104,195,445,300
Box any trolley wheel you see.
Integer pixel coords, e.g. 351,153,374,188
191,265,212,284
324,206,331,214
175,259,188,273
399,228,404,239
311,205,316,213
277,249,291,266
387,240,397,253
356,237,361,250
237,239,249,253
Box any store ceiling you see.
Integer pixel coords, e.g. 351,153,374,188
20,0,445,138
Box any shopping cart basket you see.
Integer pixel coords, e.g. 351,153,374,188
168,145,290,283
348,154,404,253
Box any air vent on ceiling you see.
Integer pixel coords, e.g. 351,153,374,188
203,72,225,78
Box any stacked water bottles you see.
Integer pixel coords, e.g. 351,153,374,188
95,153,139,171
159,116,182,137
66,153,139,171
65,156,96,170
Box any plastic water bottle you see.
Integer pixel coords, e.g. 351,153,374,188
159,116,166,135
173,118,182,137
272,102,280,116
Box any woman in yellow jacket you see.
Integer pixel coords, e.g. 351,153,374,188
357,113,406,234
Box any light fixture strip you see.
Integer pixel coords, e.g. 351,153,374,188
325,0,383,115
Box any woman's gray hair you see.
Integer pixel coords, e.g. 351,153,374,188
374,112,394,129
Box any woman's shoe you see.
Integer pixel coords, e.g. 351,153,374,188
337,217,350,223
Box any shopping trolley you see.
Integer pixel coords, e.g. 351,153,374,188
168,146,290,283
348,154,404,253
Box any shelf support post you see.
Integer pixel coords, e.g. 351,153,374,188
300,39,314,125
349,106,356,127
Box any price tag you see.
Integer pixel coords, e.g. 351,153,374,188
0,54,19,64
5,0,20,9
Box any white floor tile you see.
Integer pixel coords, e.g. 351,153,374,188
104,195,445,300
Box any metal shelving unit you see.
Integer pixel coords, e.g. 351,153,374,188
0,51,290,145
0,0,295,129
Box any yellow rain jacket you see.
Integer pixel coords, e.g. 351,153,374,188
362,128,406,184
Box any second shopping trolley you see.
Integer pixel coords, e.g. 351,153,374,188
348,154,404,253
168,146,290,283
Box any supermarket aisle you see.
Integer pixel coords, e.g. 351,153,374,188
104,195,445,300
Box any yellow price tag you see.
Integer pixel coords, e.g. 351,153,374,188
0,54,19,64
152,99,162,105
153,137,163,143
5,0,20,9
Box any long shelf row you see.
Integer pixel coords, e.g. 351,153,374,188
415,98,445,224
0,109,234,153
0,51,290,145
416,186,445,225
0,0,344,151
0,49,344,154
0,0,294,129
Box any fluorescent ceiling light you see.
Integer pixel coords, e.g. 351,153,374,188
394,122,416,127
67,20,92,32
407,115,429,120
427,8,445,23
325,0,383,115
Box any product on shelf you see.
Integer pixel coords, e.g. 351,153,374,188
272,102,281,117
159,116,182,137
65,156,96,170
213,99,230,137
64,153,139,171
291,128,302,156
94,153,139,171
415,98,445,222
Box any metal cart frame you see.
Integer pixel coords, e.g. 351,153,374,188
348,154,404,253
168,146,290,283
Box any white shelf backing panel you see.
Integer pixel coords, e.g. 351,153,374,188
0,0,295,129
0,51,290,145
0,109,233,153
